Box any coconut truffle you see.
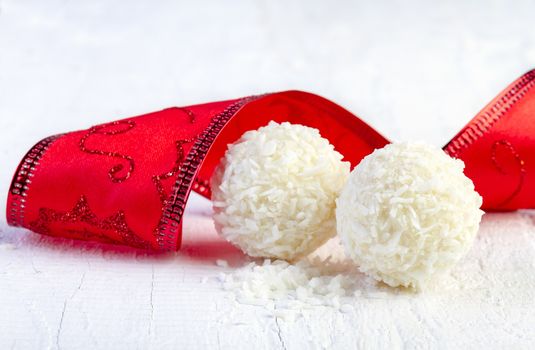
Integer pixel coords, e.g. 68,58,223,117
336,142,483,289
211,121,350,260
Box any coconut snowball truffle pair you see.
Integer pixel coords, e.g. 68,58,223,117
211,121,483,289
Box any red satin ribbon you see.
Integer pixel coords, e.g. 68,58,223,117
6,70,535,250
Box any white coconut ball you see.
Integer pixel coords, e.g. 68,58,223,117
211,121,350,260
336,142,483,289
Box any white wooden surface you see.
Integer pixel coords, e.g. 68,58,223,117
1,1,535,349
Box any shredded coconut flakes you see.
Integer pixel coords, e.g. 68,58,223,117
211,121,350,260
336,142,484,290
217,238,390,321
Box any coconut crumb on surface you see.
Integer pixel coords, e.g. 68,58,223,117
215,238,406,322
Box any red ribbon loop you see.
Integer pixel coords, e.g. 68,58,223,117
7,70,535,250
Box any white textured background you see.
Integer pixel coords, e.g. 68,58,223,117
1,1,535,349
